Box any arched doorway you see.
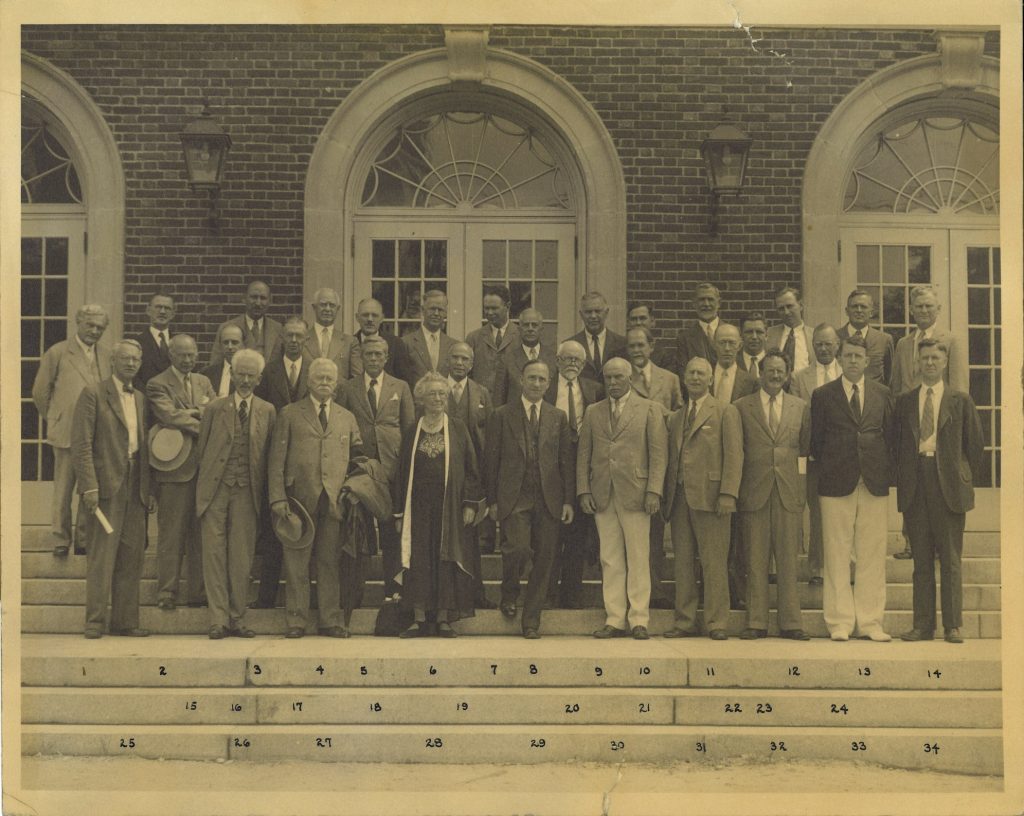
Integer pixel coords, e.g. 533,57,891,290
304,40,626,338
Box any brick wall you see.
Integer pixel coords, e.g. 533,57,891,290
20,25,1001,356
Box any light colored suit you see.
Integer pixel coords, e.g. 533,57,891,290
209,314,284,368
890,327,968,397
304,326,361,381
631,362,684,416
71,377,149,634
466,322,520,397
196,394,275,630
32,338,110,546
396,326,455,386
663,394,743,634
577,391,667,629
146,367,216,605
735,391,809,631
268,397,364,629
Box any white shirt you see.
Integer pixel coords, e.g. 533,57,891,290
363,371,382,391
635,361,653,391
742,350,765,375
423,327,442,367
310,393,331,421
713,363,736,404
75,334,97,365
284,355,303,383
112,375,139,456
522,343,542,362
698,317,720,342
918,379,944,454
759,387,782,429
586,328,607,363
316,324,334,355
814,360,841,390
216,361,232,398
521,395,542,421
447,375,467,401
170,365,193,404
245,316,263,339
149,325,170,349
685,393,708,419
841,376,865,413
609,388,631,416
556,375,584,428
233,391,250,413
785,324,811,372
492,320,510,345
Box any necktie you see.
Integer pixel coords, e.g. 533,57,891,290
850,383,862,423
368,378,378,416
529,346,538,361
530,402,539,434
712,369,721,397
704,323,714,347
321,327,330,357
749,356,759,380
495,328,503,348
610,398,620,430
318,401,328,431
684,400,697,432
452,381,463,403
122,382,134,395
251,320,261,347
921,387,935,442
782,329,796,369
288,360,298,389
590,333,602,371
768,394,780,435
159,331,169,355
914,330,924,362
183,373,193,406
238,398,248,426
429,333,438,369
855,329,864,340
88,351,100,382
566,380,578,432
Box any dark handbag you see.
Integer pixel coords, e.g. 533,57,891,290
373,596,414,636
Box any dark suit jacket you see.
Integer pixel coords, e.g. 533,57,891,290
492,343,557,406
894,387,984,515
195,394,276,517
569,328,627,382
71,378,150,504
447,378,492,458
544,375,602,443
674,322,720,379
734,391,809,513
135,329,171,387
484,399,575,521
353,329,401,376
209,314,284,368
256,353,311,411
810,377,894,498
465,322,521,397
200,361,234,398
336,372,415,481
395,327,455,386
838,324,894,385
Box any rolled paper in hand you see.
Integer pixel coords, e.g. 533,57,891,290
94,506,114,535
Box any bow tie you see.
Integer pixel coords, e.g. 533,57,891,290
122,384,134,394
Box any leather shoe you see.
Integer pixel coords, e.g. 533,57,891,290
862,629,892,643
475,597,497,610
944,628,964,644
631,626,650,640
740,628,768,640
808,576,823,586
157,598,176,611
779,629,811,641
593,625,628,639
662,627,699,638
187,600,208,608
709,630,728,641
319,626,350,638
522,628,541,639
399,623,425,639
893,547,913,560
437,622,457,638
83,629,102,639
250,599,277,609
231,627,256,638
209,625,228,640
499,600,517,619
53,544,70,557
284,627,305,639
900,628,934,642
648,598,674,610
112,628,150,637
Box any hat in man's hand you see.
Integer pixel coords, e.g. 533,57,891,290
272,496,315,550
148,426,192,472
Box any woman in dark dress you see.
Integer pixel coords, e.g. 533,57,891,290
393,372,484,637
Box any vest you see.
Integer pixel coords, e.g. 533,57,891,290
223,406,251,487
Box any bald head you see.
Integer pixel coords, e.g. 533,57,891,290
519,307,544,347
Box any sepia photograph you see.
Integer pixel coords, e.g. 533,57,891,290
1,1,1021,814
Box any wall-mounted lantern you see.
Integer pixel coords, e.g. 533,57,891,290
701,122,751,235
180,100,232,231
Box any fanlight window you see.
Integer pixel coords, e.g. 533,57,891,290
22,106,82,205
362,111,571,209
844,117,998,215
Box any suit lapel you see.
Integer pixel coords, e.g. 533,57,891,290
412,331,432,372
299,398,323,435
631,371,650,398
687,398,713,442
751,394,772,439
66,340,93,382
909,386,921,442
104,380,129,429
512,401,528,457
937,389,952,432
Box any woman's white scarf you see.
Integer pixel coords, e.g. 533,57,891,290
398,414,450,577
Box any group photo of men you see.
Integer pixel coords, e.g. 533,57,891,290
33,276,984,644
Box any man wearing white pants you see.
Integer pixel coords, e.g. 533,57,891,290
577,358,667,640
810,335,896,642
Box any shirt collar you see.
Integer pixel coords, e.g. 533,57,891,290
521,395,542,414
233,391,250,410
364,371,381,388
759,388,780,409
699,317,720,334
588,327,607,342
74,335,94,355
149,325,167,344
310,393,330,412
841,375,864,397
423,326,440,341
285,354,303,370
921,379,944,400
688,393,708,413
638,361,653,378
246,316,261,333
448,375,466,391
112,374,131,393
611,389,631,407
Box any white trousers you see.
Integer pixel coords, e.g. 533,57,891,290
821,480,888,636
594,489,651,630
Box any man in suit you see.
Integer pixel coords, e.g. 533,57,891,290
146,334,216,610
209,280,284,368
578,357,667,640
466,284,520,398
711,322,759,611
896,339,984,644
251,316,312,608
134,292,174,387
484,359,575,638
790,323,842,587
811,334,895,642
674,282,723,380
33,304,111,556
569,291,627,383
767,287,814,376
492,308,556,407
662,357,743,641
737,312,768,379
395,289,455,386
838,289,894,385
201,323,244,399
626,326,682,610
73,339,151,638
352,297,400,376
545,340,603,608
268,357,365,638
445,341,495,608
735,351,811,641
627,302,677,372
890,285,969,562
304,287,360,381
337,336,415,599
196,349,276,639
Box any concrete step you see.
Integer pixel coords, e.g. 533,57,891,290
17,576,1004,612
22,686,1001,728
20,603,1003,638
20,723,1003,774
20,635,1002,690
20,550,1002,584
